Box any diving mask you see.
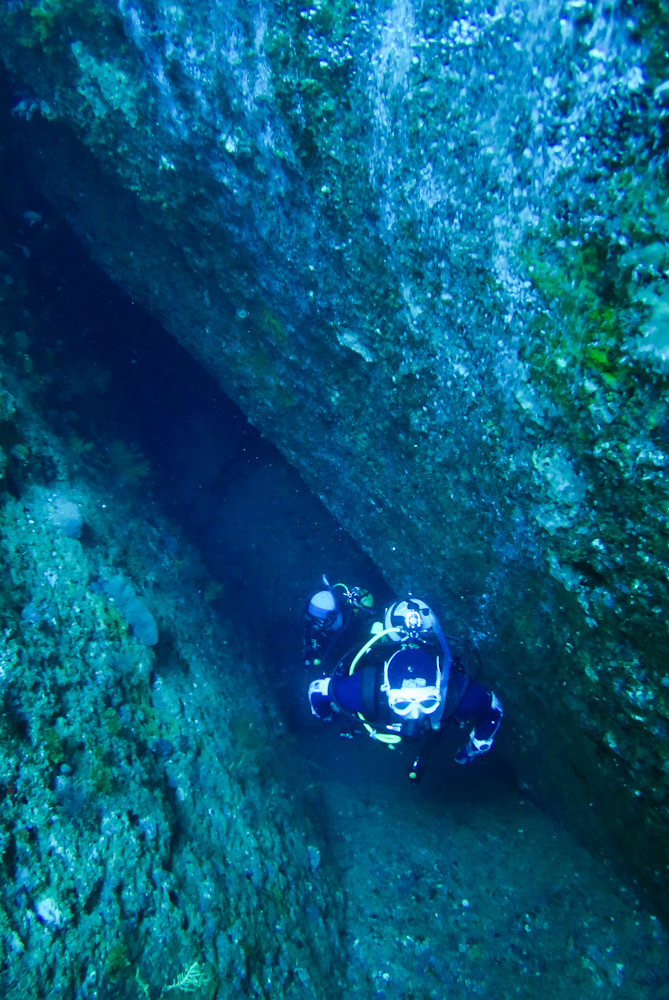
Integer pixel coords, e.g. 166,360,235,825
387,684,441,717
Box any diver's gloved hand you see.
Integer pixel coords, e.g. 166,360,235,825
454,735,493,765
308,678,334,721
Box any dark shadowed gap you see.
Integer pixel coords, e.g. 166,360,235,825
0,116,393,746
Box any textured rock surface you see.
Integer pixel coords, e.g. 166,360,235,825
2,0,669,910
0,218,347,998
3,182,669,1000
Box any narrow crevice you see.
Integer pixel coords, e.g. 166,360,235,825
0,115,391,719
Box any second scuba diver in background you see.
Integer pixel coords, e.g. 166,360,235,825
305,577,503,782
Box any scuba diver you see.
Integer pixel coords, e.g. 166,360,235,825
305,577,503,782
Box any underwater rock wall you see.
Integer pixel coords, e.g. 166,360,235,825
0,236,344,997
2,0,669,908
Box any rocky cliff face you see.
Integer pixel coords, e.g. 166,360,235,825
0,218,346,1000
2,0,669,910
